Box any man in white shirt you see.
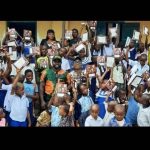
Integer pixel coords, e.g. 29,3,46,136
85,104,103,126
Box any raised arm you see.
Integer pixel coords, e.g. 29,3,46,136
40,69,47,109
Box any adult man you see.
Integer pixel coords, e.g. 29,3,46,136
40,55,71,109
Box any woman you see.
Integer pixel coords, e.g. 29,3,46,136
40,29,61,57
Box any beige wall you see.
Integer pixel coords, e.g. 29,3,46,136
0,21,7,45
139,21,150,43
37,21,86,44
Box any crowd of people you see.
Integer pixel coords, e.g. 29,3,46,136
0,23,150,127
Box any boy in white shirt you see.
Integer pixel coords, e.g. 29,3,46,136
9,82,31,127
85,104,103,126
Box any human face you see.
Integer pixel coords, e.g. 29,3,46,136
25,72,33,82
47,32,55,40
52,59,61,70
140,56,147,67
81,86,88,96
119,91,127,104
59,48,67,57
79,49,85,58
91,107,99,119
115,109,125,121
40,46,47,56
72,30,78,38
15,87,24,96
129,40,134,48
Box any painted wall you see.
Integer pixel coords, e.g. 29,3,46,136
0,21,6,46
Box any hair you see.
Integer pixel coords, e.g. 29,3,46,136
142,94,150,107
140,54,147,60
15,82,24,91
72,28,79,34
114,104,125,113
114,87,126,99
25,69,33,76
74,57,82,62
90,104,99,111
46,29,56,41
62,104,70,115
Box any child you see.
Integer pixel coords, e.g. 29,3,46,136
58,47,70,71
36,109,51,127
103,101,116,126
96,79,113,119
78,84,94,113
125,85,142,126
137,94,150,126
21,55,36,83
59,104,74,127
35,45,50,84
112,57,126,89
9,82,31,127
47,95,64,127
0,108,6,127
109,104,131,127
70,59,84,87
24,69,39,126
0,66,24,126
85,104,103,126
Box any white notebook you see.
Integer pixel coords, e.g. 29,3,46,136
106,57,114,68
131,76,142,88
97,36,107,44
10,51,17,61
75,43,85,53
13,57,29,69
65,31,72,39
143,27,149,35
7,40,17,47
82,32,88,42
112,85,117,92
109,27,117,37
125,37,131,47
130,65,138,75
132,30,140,40
127,73,136,85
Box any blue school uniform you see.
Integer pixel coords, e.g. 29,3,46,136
96,89,113,119
24,82,38,125
109,117,131,127
126,96,139,125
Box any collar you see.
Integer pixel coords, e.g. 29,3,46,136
89,115,101,121
130,47,135,51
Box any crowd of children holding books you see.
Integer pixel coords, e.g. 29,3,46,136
0,22,150,127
